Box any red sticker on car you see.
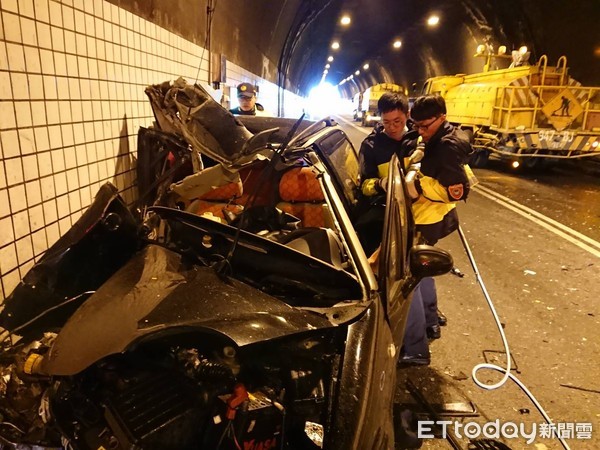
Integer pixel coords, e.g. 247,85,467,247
448,184,464,200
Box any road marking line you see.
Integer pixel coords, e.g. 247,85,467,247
335,115,370,134
473,185,600,258
475,184,600,250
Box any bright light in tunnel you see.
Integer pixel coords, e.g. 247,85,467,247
306,82,345,120
427,15,440,26
363,63,369,70
355,70,360,75
327,56,334,62
331,41,340,50
340,15,351,25
393,40,402,49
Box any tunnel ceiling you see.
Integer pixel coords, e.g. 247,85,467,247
113,0,599,98
291,0,600,98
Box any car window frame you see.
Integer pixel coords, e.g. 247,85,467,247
379,154,414,317
312,128,361,215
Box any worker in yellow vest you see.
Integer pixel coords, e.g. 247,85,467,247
399,94,474,366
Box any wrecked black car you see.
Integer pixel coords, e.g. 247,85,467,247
0,79,452,450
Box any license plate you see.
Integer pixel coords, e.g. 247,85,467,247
538,130,575,149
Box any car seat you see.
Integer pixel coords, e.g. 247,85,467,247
275,167,344,267
187,161,276,222
186,178,243,222
276,167,329,228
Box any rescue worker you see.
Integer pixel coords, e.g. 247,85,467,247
357,92,416,255
398,94,473,366
229,82,271,116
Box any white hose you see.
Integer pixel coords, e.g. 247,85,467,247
457,225,571,450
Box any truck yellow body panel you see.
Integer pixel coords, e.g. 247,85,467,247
422,56,600,166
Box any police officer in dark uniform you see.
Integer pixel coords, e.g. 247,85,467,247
229,82,271,116
399,94,473,366
357,92,417,255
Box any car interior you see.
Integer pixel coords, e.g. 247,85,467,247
177,158,346,269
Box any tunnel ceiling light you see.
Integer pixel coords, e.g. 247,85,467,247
355,70,360,75
327,56,334,62
363,63,369,70
324,69,329,74
340,16,351,25
427,15,440,26
325,63,330,69
331,41,340,50
393,40,402,49
519,45,528,54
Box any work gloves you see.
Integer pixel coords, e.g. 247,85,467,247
375,147,425,198
405,169,421,200
376,169,420,199
405,147,424,200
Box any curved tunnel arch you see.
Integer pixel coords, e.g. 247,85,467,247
111,0,598,100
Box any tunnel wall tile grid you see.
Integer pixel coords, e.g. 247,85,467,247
0,0,284,301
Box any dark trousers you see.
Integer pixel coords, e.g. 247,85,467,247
401,209,457,357
421,277,438,328
401,277,438,356
402,283,428,356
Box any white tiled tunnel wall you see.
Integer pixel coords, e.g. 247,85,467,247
0,0,223,301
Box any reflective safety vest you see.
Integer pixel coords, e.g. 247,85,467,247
408,123,472,226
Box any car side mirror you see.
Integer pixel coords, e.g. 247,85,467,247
409,245,453,278
402,245,454,296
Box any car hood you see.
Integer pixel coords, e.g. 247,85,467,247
41,244,336,376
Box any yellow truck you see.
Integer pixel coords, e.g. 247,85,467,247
359,83,404,127
422,53,600,168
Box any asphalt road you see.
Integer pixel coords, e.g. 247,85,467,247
335,114,600,450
